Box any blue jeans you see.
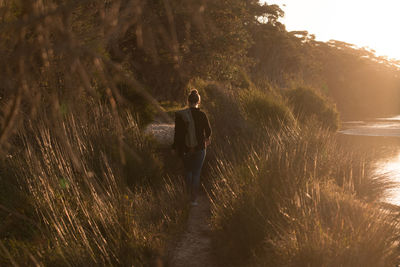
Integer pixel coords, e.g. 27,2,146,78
183,149,206,201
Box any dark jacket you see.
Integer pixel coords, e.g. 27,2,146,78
172,107,211,156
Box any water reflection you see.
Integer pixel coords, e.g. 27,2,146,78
339,116,400,205
375,153,400,205
340,117,400,137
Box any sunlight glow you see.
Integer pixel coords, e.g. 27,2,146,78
264,0,400,60
375,153,400,205
377,154,400,181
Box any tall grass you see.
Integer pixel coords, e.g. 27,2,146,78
0,105,187,266
179,79,399,266
208,125,399,266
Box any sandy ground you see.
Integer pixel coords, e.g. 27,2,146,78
168,194,218,267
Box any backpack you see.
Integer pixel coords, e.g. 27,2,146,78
177,108,198,148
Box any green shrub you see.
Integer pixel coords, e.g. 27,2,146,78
239,89,296,130
286,87,340,131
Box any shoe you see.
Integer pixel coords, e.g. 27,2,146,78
190,201,198,206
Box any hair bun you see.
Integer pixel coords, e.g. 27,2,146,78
188,89,201,104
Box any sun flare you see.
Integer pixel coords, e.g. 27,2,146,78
265,0,400,60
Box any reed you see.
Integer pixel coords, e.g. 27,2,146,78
208,125,399,266
0,106,187,266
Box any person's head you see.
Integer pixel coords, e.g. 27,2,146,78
188,89,201,107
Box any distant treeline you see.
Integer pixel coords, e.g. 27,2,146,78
1,0,399,145
110,0,400,118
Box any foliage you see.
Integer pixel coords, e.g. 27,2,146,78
249,27,400,118
286,87,339,131
0,106,187,266
193,80,248,140
239,88,296,130
1,0,400,266
209,126,399,266
115,0,284,100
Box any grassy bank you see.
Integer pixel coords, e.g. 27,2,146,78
1,77,398,267
202,83,400,266
0,105,188,266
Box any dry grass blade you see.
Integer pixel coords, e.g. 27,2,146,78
0,240,19,267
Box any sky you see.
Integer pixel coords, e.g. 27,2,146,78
263,0,400,60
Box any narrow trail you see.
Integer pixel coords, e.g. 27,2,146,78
168,194,218,267
144,123,218,267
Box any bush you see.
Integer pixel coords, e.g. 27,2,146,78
286,87,339,131
239,88,296,130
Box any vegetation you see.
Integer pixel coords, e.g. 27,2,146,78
239,88,296,130
209,121,398,266
1,107,187,266
285,86,339,131
1,0,400,266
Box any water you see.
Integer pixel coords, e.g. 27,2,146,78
338,115,400,205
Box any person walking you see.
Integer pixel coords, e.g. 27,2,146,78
172,89,211,206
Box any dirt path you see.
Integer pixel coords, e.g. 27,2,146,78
145,123,218,266
168,194,218,267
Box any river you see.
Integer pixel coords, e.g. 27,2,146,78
339,115,400,205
